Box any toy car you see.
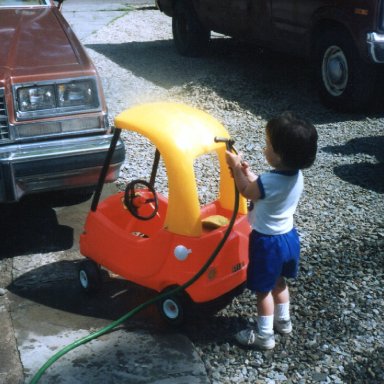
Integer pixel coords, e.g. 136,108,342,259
79,102,250,324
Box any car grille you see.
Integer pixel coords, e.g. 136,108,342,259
0,88,10,141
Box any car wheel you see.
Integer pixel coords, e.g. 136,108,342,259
172,0,210,57
157,288,188,326
78,259,102,293
314,30,377,111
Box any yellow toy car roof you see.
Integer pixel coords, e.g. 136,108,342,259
115,102,247,236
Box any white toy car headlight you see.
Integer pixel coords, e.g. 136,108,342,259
174,245,192,261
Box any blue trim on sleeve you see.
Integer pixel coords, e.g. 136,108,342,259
271,170,299,176
257,177,265,199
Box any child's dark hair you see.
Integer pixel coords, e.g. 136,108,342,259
266,111,318,169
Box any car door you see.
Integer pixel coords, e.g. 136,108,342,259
230,0,273,41
195,0,250,36
270,0,326,54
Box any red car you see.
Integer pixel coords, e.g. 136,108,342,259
0,0,124,204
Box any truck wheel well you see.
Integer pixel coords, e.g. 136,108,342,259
171,0,193,12
310,21,353,58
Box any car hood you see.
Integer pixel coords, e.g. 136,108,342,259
0,8,87,78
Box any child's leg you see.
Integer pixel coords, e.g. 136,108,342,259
272,277,292,334
235,291,276,349
256,291,274,336
257,291,274,315
272,276,289,305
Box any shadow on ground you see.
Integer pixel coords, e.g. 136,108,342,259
322,135,384,193
8,259,164,327
0,198,73,258
8,259,242,330
87,38,384,123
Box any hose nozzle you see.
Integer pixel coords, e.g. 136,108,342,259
214,136,235,150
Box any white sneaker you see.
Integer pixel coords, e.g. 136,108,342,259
274,319,292,334
234,328,275,350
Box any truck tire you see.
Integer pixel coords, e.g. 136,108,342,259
172,0,210,57
314,30,377,111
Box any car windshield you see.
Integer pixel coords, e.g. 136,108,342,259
0,0,49,6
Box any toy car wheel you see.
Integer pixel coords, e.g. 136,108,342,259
314,29,377,111
158,290,186,326
78,260,102,293
172,0,210,57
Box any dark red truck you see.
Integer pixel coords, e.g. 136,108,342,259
156,0,384,111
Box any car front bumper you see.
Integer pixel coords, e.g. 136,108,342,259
367,32,384,63
0,134,125,202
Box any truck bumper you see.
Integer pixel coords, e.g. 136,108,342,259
367,32,384,63
0,134,125,202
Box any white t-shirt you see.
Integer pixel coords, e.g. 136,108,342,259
248,170,303,235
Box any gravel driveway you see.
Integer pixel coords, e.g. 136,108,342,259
83,8,384,384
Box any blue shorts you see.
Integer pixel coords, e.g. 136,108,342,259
247,228,300,293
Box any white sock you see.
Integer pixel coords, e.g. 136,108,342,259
275,302,290,321
257,315,274,336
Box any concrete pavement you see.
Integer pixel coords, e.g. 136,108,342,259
62,0,155,40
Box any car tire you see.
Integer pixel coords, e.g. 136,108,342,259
172,0,210,57
157,288,189,326
314,29,377,111
78,259,102,293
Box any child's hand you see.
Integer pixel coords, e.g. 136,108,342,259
226,151,242,177
226,150,243,168
240,160,250,174
226,151,260,199
226,151,257,182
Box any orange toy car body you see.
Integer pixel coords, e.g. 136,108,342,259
79,102,250,323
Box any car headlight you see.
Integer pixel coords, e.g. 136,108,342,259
58,80,97,108
18,85,56,112
14,78,100,120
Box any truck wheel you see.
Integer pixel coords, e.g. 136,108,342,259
78,260,102,293
172,0,210,57
315,30,377,111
